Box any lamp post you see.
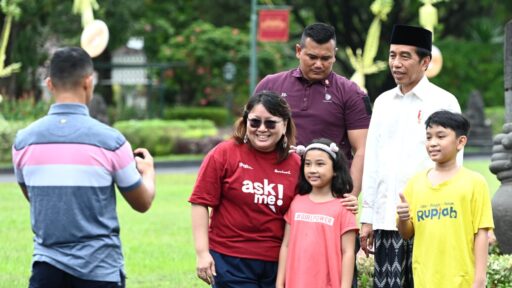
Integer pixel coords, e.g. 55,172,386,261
249,1,290,95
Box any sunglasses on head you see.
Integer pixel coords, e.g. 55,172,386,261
248,118,282,130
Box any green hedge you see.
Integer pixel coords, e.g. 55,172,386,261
0,120,30,164
0,98,51,121
488,253,512,288
162,106,229,126
114,119,218,156
356,247,512,288
0,119,219,164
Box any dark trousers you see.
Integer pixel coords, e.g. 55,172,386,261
373,230,414,288
29,261,125,288
211,250,278,288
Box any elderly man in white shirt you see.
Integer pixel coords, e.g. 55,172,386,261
359,24,461,288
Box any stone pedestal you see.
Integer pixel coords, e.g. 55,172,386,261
489,19,512,254
490,125,512,253
492,183,512,253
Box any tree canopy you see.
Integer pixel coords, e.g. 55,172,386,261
1,0,510,109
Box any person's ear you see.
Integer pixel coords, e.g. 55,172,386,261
295,44,302,59
456,135,467,151
45,77,55,92
84,74,94,91
422,56,431,71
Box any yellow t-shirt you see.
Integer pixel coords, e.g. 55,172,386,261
403,167,494,288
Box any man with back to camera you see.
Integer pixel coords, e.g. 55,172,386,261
12,47,156,288
359,25,461,287
255,22,371,287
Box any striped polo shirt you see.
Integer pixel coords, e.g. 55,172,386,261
12,103,142,282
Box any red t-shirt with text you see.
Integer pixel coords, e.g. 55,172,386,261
189,140,301,261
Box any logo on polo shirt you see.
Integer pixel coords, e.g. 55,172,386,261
324,93,333,102
280,92,287,97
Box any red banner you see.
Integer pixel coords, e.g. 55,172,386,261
258,9,289,42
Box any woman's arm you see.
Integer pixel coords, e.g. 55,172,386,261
341,230,356,288
191,204,216,285
276,224,291,288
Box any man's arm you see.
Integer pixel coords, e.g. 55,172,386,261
121,148,156,213
473,228,489,288
347,128,368,198
19,185,29,202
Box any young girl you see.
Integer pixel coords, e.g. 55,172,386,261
277,138,358,288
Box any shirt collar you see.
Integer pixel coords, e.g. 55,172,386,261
393,75,430,100
291,67,332,87
48,103,90,116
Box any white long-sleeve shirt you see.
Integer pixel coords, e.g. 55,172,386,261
360,76,461,231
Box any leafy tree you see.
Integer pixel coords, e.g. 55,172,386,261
280,0,511,104
2,0,512,112
157,20,287,110
2,0,142,103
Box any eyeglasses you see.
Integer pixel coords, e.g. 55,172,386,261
248,118,282,130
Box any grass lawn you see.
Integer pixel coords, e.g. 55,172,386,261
0,158,499,287
0,173,205,288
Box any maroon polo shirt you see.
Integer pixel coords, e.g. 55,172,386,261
255,68,371,162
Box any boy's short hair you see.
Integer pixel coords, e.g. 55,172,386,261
49,47,93,90
424,110,470,137
300,23,336,47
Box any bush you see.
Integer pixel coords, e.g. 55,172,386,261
0,120,30,164
0,98,51,121
355,245,512,287
162,106,229,126
357,255,374,288
114,119,219,156
488,245,512,288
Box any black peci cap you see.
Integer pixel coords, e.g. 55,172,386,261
390,24,432,52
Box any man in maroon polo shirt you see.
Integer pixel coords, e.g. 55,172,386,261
254,22,370,199
255,23,370,288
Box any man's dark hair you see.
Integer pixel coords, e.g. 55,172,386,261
425,110,470,137
300,23,336,47
415,47,432,61
49,47,93,89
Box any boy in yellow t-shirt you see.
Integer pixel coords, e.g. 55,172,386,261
396,110,494,288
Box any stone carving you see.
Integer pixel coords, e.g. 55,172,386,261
464,90,492,149
489,19,512,254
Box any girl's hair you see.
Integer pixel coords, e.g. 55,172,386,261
298,138,353,198
232,91,296,163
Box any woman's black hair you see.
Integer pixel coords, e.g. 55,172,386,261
232,91,296,163
298,138,353,198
